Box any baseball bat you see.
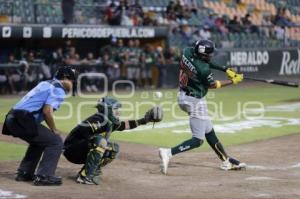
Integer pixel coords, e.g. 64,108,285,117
244,77,299,88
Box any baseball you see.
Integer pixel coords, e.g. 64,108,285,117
155,91,163,98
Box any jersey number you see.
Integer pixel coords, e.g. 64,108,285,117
179,69,188,87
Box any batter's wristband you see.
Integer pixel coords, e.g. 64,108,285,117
215,80,222,89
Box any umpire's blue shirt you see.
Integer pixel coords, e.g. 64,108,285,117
13,79,66,123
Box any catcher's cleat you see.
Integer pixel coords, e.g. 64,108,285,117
76,174,98,185
159,148,171,175
220,157,246,171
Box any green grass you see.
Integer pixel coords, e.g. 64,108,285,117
1,85,300,159
0,142,26,161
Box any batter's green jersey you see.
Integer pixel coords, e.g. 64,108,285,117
179,47,215,98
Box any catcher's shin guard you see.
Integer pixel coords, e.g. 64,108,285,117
78,147,105,185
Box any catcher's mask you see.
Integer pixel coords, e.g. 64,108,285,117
96,96,122,125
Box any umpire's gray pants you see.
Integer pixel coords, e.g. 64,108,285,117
18,124,63,176
178,91,213,139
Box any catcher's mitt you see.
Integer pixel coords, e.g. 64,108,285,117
144,106,164,123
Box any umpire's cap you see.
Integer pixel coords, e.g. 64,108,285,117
54,66,76,81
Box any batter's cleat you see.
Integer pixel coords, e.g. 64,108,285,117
15,170,34,182
76,174,98,185
220,157,246,171
159,148,171,175
33,175,62,186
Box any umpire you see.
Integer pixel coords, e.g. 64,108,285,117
2,66,76,186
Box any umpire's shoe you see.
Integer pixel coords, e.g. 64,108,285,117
220,157,246,171
15,170,34,182
33,175,62,186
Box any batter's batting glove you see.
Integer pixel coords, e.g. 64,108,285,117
231,73,244,84
226,68,237,79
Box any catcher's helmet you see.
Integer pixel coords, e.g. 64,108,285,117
54,66,76,81
194,39,215,62
96,96,122,125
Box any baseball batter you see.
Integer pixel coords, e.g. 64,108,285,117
64,97,163,185
159,40,246,174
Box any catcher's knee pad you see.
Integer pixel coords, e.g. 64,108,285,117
90,135,107,151
100,142,120,167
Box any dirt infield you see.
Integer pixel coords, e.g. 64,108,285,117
0,133,300,199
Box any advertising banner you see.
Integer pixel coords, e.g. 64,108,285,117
0,25,168,39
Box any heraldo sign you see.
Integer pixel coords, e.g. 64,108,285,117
0,25,167,39
214,48,300,77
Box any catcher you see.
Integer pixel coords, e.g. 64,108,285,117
64,96,163,185
159,39,246,174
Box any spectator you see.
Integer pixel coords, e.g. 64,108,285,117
228,15,241,33
82,52,100,92
273,8,295,27
126,39,140,85
102,52,120,81
141,44,155,87
114,0,130,25
130,0,143,19
51,47,64,71
261,14,273,37
274,25,287,40
115,39,128,78
63,40,74,57
82,52,98,65
0,68,7,94
7,54,21,94
104,0,118,25
154,46,166,88
215,15,229,34
199,25,212,40
143,11,157,26
164,46,180,64
166,0,177,21
62,0,75,24
101,35,118,58
202,13,216,31
241,13,258,33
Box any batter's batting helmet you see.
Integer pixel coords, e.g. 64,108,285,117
194,39,215,62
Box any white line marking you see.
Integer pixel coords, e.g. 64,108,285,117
253,193,272,198
246,176,277,181
247,163,300,171
0,189,26,199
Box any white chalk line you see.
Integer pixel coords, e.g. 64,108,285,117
246,176,277,181
247,162,300,171
0,189,26,199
